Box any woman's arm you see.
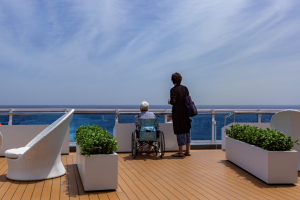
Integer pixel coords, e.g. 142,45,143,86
170,88,177,105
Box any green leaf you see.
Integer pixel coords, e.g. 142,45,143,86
75,124,119,156
227,124,299,151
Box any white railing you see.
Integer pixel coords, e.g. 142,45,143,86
0,108,296,144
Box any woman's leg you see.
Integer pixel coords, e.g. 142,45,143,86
184,132,191,155
186,143,190,153
178,145,183,153
172,134,184,157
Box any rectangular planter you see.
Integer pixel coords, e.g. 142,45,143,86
76,146,118,191
226,136,298,184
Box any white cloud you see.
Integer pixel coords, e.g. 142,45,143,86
0,0,300,105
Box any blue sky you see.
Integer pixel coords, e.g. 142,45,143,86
0,0,300,105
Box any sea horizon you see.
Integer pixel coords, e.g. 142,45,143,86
1,105,300,109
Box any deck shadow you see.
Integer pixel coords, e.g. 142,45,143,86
219,159,298,189
0,174,8,183
61,163,118,198
122,153,186,161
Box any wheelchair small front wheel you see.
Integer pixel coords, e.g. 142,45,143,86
159,132,165,158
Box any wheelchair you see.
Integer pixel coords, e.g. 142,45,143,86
131,117,165,158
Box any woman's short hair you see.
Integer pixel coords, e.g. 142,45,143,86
140,101,149,111
168,113,172,118
171,72,182,85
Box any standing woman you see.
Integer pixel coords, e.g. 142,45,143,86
168,72,191,157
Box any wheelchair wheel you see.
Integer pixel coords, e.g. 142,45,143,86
159,132,165,158
131,132,134,157
132,132,138,158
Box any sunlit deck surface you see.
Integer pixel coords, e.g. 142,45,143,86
1,150,300,200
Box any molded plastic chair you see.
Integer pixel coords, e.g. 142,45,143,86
270,110,300,170
5,109,74,181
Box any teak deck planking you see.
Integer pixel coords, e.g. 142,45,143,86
0,150,300,200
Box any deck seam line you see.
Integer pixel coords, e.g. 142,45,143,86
59,176,61,200
118,156,162,200
71,154,84,200
118,155,173,200
118,172,140,200
118,155,171,200
171,153,266,200
128,154,185,200
49,178,53,200
119,154,180,200
155,157,221,200
38,180,45,200
0,169,8,188
194,152,297,199
159,153,239,199
119,167,144,200
117,183,130,200
131,154,199,200
65,155,70,200
19,181,29,200
167,157,259,200
30,181,37,200
0,180,12,200
156,156,218,200
10,181,21,200
192,153,294,199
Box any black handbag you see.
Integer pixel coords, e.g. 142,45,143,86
185,95,197,117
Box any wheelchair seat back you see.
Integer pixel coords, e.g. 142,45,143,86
137,118,158,141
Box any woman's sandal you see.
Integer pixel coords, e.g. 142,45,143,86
184,152,191,156
172,152,183,157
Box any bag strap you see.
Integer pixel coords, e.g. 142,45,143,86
185,86,189,98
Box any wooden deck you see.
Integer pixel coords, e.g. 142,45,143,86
1,150,300,200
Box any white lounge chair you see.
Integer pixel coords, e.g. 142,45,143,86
270,110,300,170
5,109,74,181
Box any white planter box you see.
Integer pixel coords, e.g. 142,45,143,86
76,146,118,191
226,136,298,184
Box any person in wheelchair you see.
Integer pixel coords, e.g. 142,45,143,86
135,101,156,152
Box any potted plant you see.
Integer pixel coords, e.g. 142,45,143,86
225,124,299,184
75,125,118,191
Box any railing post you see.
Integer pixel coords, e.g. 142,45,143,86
211,109,215,143
115,109,119,124
8,108,13,125
164,109,168,123
258,109,262,123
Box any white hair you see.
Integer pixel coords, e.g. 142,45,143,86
140,101,149,111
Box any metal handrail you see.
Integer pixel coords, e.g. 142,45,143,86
224,112,235,126
223,111,279,126
0,108,291,112
0,112,66,115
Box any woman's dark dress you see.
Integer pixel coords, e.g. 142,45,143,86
170,84,191,135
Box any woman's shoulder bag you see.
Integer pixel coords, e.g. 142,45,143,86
184,88,197,117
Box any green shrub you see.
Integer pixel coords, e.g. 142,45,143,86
75,125,118,156
225,124,299,151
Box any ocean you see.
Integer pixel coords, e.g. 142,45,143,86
1,105,300,142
